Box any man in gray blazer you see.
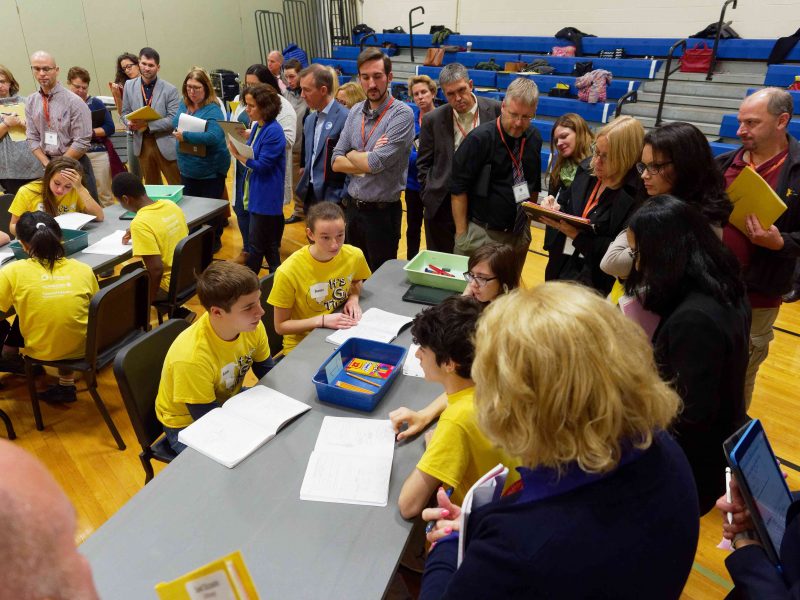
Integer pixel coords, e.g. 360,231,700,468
122,47,180,185
417,63,501,253
295,64,349,206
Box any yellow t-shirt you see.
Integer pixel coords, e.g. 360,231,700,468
416,387,521,505
130,201,189,292
155,312,271,429
9,180,86,217
267,244,371,353
0,258,98,360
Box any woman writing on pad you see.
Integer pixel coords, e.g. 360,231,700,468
8,156,104,236
267,201,371,354
0,212,98,402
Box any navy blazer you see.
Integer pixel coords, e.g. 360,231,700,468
420,432,700,600
295,99,349,203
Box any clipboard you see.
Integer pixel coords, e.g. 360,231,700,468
125,105,163,121
727,166,787,235
521,201,593,232
218,120,247,139
90,108,106,129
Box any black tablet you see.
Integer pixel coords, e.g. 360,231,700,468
402,284,457,306
725,419,793,565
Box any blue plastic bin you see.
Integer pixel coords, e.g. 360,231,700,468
312,337,407,412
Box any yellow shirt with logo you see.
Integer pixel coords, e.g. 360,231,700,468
267,244,371,353
0,258,98,360
130,201,189,292
155,312,271,429
9,181,86,217
416,387,521,506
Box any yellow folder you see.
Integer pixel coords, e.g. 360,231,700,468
155,550,260,599
0,102,27,141
727,165,787,235
126,105,163,121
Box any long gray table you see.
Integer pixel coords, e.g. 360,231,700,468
81,259,440,599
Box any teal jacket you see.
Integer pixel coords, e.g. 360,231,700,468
173,102,230,179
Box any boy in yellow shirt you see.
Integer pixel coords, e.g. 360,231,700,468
268,201,371,353
155,261,272,453
111,173,189,305
396,296,521,518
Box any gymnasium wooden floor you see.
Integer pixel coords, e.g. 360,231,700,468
1,196,798,599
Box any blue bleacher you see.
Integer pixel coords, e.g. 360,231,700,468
747,88,800,114
764,65,800,87
417,66,497,88
314,57,357,74
519,55,661,79
709,141,739,157
496,72,639,99
332,46,394,59
476,90,616,123
441,51,520,68
720,114,800,138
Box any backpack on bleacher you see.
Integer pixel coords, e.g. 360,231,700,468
573,61,593,76
352,23,375,42
282,44,308,68
474,58,503,71
383,26,406,34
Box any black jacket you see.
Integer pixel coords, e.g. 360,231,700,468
717,135,800,298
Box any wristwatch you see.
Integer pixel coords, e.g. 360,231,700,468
732,530,756,550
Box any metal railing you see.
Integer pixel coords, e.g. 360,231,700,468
654,39,687,127
614,89,638,119
328,0,359,48
706,0,738,81
408,6,425,62
284,0,325,61
255,10,287,65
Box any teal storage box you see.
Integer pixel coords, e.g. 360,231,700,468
312,337,407,412
145,184,184,202
9,229,88,259
403,250,468,292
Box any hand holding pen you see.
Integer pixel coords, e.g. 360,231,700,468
421,487,461,545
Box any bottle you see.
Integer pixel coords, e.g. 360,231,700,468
466,41,472,52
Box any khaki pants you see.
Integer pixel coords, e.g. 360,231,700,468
744,306,779,410
87,151,114,206
139,135,180,185
454,219,532,275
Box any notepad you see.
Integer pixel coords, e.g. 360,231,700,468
125,105,163,121
155,550,260,599
178,112,207,133
227,133,254,159
521,201,593,232
458,464,508,566
325,308,413,346
178,386,311,468
727,165,787,235
402,343,425,378
300,416,395,506
54,213,96,230
81,230,131,256
0,101,27,141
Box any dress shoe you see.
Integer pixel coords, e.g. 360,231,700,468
285,215,303,224
782,289,800,303
40,384,77,404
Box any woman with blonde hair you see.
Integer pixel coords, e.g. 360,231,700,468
541,115,645,294
335,81,367,108
419,282,700,599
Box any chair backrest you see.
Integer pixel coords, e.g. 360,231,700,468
113,319,190,449
167,225,214,301
0,194,14,237
259,273,284,356
86,268,151,363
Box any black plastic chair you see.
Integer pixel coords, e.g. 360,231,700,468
259,273,284,358
0,194,13,237
152,225,214,324
23,268,151,450
113,319,189,483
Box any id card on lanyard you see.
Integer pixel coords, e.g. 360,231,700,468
496,118,528,203
41,92,58,149
361,97,394,151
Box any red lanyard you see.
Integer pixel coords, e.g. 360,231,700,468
455,109,479,139
361,96,394,150
40,91,51,127
496,118,526,179
581,180,603,219
140,81,154,107
747,152,787,179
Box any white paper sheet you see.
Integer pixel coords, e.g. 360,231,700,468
178,112,207,133
227,133,254,159
0,250,15,265
81,230,131,256
402,343,424,378
54,213,96,230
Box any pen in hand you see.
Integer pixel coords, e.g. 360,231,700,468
425,487,454,534
725,467,733,525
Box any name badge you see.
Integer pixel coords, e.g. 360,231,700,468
512,181,529,204
44,130,58,147
563,237,580,257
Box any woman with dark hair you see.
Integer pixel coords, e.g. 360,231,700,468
625,195,749,514
0,64,44,195
227,84,286,275
462,242,520,303
109,52,141,177
0,211,98,402
230,64,297,265
601,121,733,279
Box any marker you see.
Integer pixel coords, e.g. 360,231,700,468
425,487,454,534
725,467,733,525
427,264,455,278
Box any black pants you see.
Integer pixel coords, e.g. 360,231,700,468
424,198,456,254
405,189,423,259
181,175,227,248
345,200,402,272
0,178,37,196
247,212,284,274
77,154,98,202
303,187,318,213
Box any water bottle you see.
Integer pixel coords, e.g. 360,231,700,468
466,42,472,52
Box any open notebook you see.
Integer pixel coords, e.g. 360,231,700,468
300,417,395,506
177,386,311,468
325,308,413,346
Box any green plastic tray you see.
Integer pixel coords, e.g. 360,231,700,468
121,185,185,219
9,229,88,259
403,250,468,292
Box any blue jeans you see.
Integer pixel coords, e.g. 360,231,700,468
163,425,187,455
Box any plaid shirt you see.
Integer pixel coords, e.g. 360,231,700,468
25,83,92,156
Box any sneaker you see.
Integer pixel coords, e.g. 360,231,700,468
285,215,303,224
173,307,197,323
0,354,25,374
39,384,77,404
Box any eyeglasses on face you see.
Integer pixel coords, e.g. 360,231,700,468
122,63,137,71
31,66,55,73
636,161,673,176
185,84,205,92
463,271,498,287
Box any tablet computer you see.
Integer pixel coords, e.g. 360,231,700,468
401,284,457,306
724,419,793,565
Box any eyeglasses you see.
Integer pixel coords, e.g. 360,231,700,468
636,161,673,176
463,271,498,287
505,111,534,124
31,66,56,73
121,63,137,71
593,149,608,161
185,84,205,92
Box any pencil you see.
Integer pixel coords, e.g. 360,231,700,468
346,372,381,388
335,381,374,394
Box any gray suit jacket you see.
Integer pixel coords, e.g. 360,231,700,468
295,99,349,202
121,76,180,161
416,96,502,216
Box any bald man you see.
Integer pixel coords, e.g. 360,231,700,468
0,439,100,599
717,87,800,408
25,50,98,200
267,50,287,93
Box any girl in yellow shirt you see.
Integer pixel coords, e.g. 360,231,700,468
0,211,98,403
8,156,104,236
